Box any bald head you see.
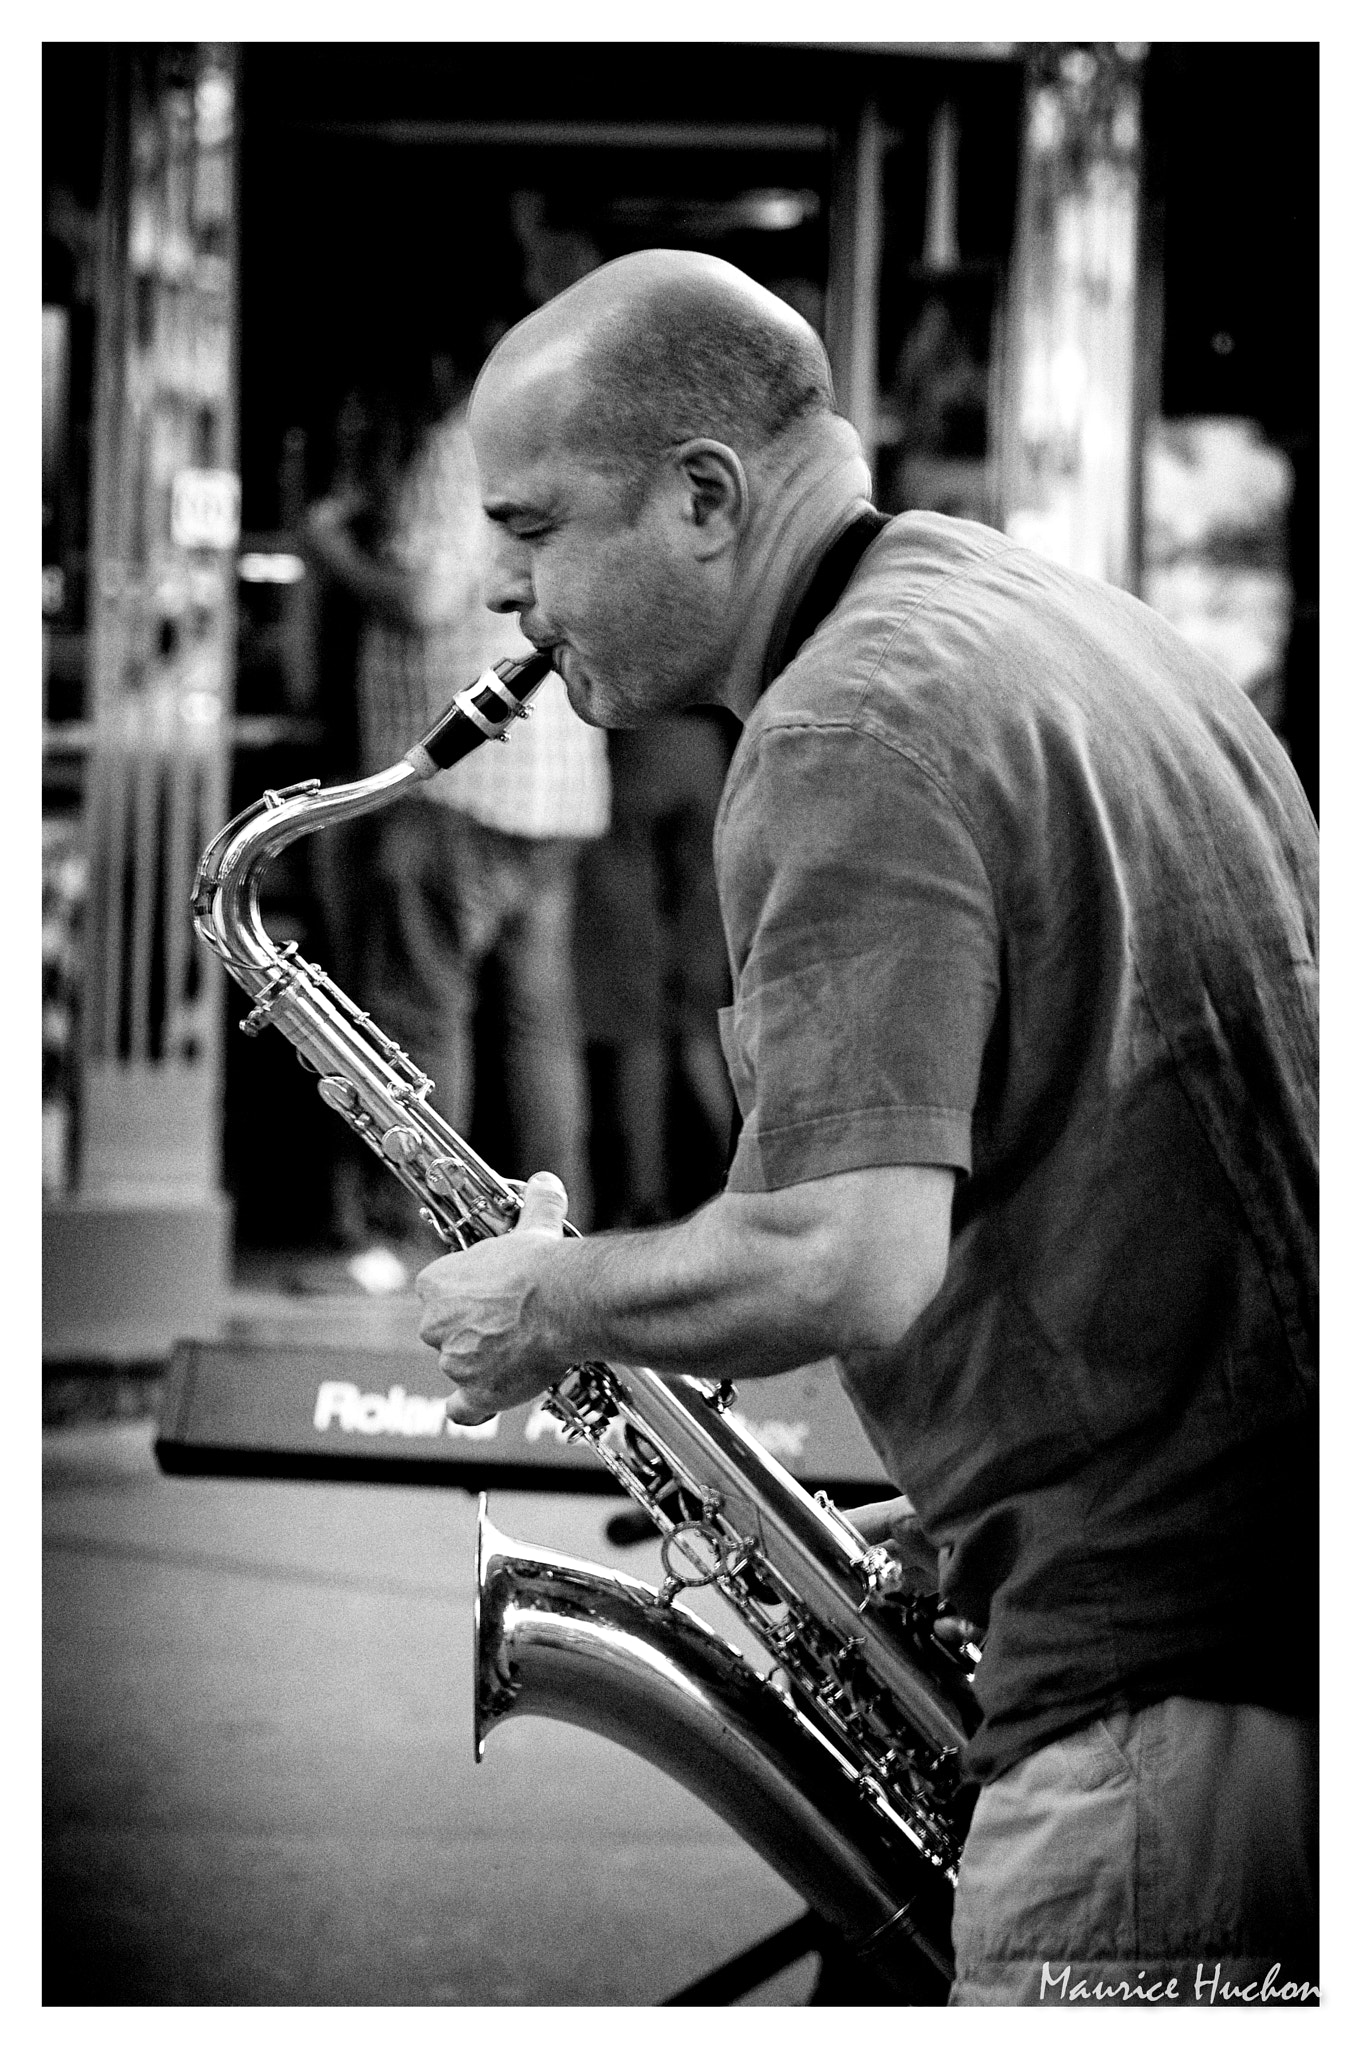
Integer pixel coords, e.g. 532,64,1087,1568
476,249,839,503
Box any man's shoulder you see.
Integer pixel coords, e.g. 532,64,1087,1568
717,518,995,849
747,511,1016,748
752,507,1239,755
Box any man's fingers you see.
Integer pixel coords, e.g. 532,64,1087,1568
844,1496,909,1545
515,1170,569,1236
933,1614,984,1652
444,1390,499,1429
440,1347,498,1426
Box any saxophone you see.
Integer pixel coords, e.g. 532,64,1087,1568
193,651,979,1999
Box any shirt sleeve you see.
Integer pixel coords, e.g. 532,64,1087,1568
716,719,999,1193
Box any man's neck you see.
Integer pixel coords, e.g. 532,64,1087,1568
714,416,874,725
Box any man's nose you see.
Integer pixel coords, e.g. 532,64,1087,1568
483,530,532,615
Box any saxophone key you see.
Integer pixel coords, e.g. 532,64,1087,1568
261,777,321,808
728,1549,784,1610
856,1544,906,1605
317,1075,360,1116
381,1126,424,1165
425,1156,471,1200
390,1071,435,1103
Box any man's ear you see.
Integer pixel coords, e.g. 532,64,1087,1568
673,439,747,556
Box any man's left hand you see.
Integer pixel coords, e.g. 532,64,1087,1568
415,1171,577,1424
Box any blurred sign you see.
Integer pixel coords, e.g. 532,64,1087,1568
171,468,240,550
154,1338,889,1496
238,550,305,584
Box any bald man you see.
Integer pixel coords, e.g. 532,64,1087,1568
416,252,1319,2003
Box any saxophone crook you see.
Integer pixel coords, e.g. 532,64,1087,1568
192,654,556,1251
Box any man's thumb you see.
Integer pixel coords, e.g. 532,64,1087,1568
515,1170,569,1234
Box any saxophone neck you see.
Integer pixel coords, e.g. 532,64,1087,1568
193,650,557,974
206,758,422,867
193,759,422,975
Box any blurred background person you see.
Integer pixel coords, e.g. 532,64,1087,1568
305,337,609,1269
577,713,736,1230
509,203,740,1234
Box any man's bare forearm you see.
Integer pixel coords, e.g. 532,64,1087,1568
533,1196,855,1378
416,1164,953,1423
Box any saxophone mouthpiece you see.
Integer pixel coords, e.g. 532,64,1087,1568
404,650,556,779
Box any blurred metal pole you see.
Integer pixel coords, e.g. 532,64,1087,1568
46,45,240,1364
1129,57,1164,602
996,46,1147,591
826,99,886,468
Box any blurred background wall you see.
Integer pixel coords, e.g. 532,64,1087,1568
42,40,1319,1362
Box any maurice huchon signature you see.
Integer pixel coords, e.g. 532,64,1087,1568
1038,1960,1319,2004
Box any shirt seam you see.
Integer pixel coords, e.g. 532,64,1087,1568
789,520,1021,727
852,531,1021,694
719,531,1005,830
727,713,1004,935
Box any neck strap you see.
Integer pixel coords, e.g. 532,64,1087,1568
767,506,892,681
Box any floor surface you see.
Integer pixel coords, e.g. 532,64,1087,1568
43,1418,819,2007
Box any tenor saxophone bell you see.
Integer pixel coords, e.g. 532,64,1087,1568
473,1498,955,1997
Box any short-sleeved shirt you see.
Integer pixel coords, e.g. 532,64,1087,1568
714,511,1318,1783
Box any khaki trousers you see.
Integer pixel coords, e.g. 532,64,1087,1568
949,1696,1319,2006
